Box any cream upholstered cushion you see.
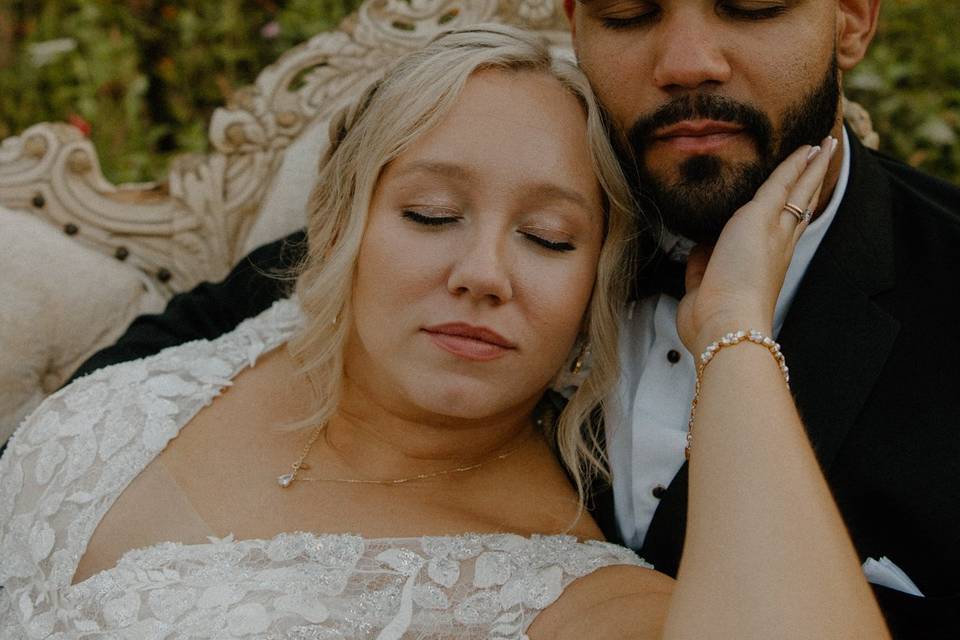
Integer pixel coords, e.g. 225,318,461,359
0,206,166,442
242,117,332,256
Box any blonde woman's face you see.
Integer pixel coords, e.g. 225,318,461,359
345,69,605,422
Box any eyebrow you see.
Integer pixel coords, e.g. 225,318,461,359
393,160,472,182
394,160,593,212
525,182,592,212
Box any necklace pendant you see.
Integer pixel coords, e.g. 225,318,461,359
277,473,294,488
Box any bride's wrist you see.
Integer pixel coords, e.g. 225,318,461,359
690,319,774,358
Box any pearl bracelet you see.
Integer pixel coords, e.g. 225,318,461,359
685,330,790,460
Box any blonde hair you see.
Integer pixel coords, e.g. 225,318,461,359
289,23,637,502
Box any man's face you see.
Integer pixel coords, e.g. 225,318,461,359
572,0,844,242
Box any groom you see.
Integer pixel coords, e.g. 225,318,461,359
68,0,959,636
564,0,960,637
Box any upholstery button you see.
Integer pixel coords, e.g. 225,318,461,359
667,349,681,364
652,485,667,499
63,223,79,236
114,247,129,261
157,268,172,283
32,194,45,208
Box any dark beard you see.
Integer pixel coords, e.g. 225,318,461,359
622,57,841,242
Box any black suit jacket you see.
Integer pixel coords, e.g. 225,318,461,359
61,134,960,638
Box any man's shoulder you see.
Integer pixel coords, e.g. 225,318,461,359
869,149,960,235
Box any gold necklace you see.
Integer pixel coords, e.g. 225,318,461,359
277,424,525,488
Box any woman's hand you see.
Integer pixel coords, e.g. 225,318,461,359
676,135,838,356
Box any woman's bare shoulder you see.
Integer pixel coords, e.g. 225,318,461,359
528,563,674,640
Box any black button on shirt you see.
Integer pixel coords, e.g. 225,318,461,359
652,485,667,499
667,349,681,364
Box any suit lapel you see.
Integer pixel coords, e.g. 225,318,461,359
777,134,899,471
636,134,901,572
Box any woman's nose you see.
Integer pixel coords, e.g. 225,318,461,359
446,230,514,304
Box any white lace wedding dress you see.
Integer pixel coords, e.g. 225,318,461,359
0,299,648,639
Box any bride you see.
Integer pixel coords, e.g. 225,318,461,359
0,25,887,639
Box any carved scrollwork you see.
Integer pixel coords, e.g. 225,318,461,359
0,123,186,295
357,0,498,46
498,0,570,32
843,97,881,151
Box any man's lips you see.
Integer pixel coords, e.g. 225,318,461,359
651,120,747,154
653,119,746,139
422,323,517,362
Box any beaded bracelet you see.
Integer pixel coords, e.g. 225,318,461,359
685,330,790,460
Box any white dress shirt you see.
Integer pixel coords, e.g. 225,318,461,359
606,130,853,549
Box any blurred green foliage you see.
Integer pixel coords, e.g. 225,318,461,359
0,0,363,183
846,0,960,184
1,0,958,185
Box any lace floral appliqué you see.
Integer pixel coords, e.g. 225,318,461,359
0,299,650,639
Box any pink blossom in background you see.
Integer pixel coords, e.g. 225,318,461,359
260,21,281,39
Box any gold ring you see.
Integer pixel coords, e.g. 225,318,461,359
782,202,806,223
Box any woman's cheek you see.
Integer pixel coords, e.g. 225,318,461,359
523,261,596,365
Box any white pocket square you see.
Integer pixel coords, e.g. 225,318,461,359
862,556,924,597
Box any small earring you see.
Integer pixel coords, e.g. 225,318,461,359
550,336,592,398
571,341,591,375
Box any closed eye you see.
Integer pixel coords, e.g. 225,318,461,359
601,10,658,30
520,231,576,253
719,2,789,20
402,210,460,226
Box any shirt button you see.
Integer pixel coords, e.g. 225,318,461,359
652,485,667,499
667,349,681,364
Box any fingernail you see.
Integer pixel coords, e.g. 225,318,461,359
829,136,839,155
806,145,822,161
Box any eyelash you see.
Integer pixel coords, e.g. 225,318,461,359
601,3,787,30
601,11,656,30
402,210,458,226
401,210,576,253
722,4,787,20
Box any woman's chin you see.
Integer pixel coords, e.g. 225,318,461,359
404,380,534,424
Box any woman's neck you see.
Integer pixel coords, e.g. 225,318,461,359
319,373,540,481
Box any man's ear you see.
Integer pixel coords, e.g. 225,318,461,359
836,0,881,70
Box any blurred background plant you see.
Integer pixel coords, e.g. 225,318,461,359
0,0,364,183
0,0,957,185
844,0,959,184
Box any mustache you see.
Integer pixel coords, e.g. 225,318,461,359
627,93,774,156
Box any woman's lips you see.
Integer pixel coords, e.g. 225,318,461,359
422,323,516,362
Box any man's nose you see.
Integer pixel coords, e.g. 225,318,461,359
651,11,732,92
446,229,513,304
